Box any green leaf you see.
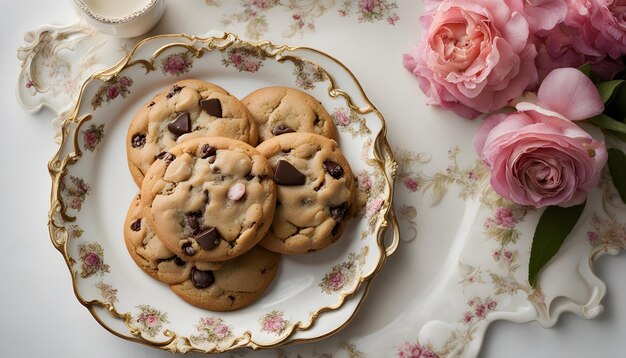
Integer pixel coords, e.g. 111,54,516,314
597,80,624,104
587,113,626,134
528,202,586,288
612,80,626,117
608,148,626,204
578,63,592,77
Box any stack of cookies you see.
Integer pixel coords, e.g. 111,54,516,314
123,80,355,311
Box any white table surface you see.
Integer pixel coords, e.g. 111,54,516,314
1,1,625,357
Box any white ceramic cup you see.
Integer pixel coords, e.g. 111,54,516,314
73,0,166,38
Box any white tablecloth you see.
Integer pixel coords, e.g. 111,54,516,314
2,1,625,357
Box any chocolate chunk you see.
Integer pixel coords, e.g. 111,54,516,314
148,101,155,108
182,242,196,256
314,115,320,126
167,85,183,98
272,124,295,136
130,219,141,231
245,172,255,181
195,227,220,250
228,295,235,302
131,134,146,148
168,112,191,136
274,160,306,186
330,202,349,221
324,160,344,179
156,151,175,163
191,267,215,289
200,98,222,117
200,144,217,159
173,256,185,266
185,215,201,235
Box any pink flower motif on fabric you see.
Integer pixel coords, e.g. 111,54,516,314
396,342,440,358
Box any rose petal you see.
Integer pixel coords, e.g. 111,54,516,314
474,113,508,155
537,67,604,121
523,0,567,32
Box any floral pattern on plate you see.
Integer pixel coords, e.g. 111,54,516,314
77,242,110,278
320,246,369,294
190,317,234,344
260,310,290,335
213,0,399,39
95,281,118,303
161,52,194,76
81,123,104,152
91,76,134,109
134,305,169,338
222,45,265,72
62,176,91,211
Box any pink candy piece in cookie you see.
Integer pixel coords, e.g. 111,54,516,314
227,183,246,201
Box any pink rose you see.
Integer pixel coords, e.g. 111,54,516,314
404,178,419,192
358,173,372,192
69,196,83,210
493,207,516,228
164,55,186,74
106,85,119,100
534,2,626,80
328,271,345,290
263,316,285,333
213,324,229,339
252,0,271,10
396,342,439,358
564,0,626,59
335,111,351,126
117,76,131,87
474,68,607,208
403,0,538,119
144,314,159,327
366,198,384,217
84,131,98,146
201,317,216,326
83,252,100,267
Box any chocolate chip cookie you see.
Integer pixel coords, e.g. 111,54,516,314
127,79,259,186
141,137,276,262
256,133,355,254
242,86,338,143
169,246,280,311
124,193,224,284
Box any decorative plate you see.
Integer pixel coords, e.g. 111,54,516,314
47,32,398,353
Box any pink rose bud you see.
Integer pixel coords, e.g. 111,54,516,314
227,183,246,201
